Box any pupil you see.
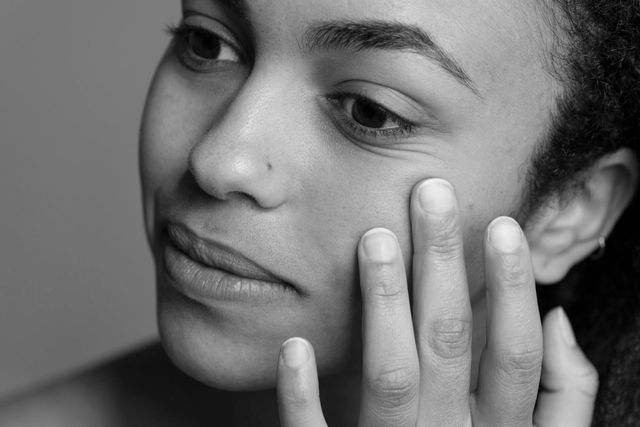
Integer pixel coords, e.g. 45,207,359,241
189,31,221,59
351,99,388,128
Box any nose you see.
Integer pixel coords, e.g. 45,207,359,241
188,79,293,209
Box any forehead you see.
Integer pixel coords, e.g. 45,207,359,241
189,0,558,94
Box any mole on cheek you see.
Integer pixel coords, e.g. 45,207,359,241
267,162,273,171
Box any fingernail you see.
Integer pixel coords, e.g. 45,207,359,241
362,229,397,263
488,217,522,253
417,179,456,214
282,338,310,368
557,307,577,347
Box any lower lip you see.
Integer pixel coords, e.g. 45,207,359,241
163,243,296,304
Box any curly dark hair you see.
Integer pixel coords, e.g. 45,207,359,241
526,1,640,424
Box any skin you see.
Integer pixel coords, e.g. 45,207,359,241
276,187,598,426
139,0,599,424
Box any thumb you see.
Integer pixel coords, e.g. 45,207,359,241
534,307,599,427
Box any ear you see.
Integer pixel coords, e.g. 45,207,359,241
526,148,639,284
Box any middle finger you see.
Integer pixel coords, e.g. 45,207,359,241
411,179,473,427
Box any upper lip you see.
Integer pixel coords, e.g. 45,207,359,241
165,223,285,285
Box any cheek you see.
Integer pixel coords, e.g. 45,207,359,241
446,137,537,298
301,160,408,256
139,60,244,238
140,78,188,242
296,154,426,318
141,66,231,187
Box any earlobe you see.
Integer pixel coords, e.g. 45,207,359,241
526,148,639,285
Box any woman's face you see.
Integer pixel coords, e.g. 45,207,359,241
140,0,561,390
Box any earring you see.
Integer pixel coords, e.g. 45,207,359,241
591,236,606,260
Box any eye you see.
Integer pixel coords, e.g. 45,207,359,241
342,97,393,129
169,22,243,72
325,93,416,141
188,29,222,59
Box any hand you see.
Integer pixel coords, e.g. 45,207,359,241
276,178,598,426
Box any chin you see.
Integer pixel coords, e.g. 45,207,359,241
156,290,284,391
160,335,279,391
155,285,361,392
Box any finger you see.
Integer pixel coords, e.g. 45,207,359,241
277,338,328,427
534,307,598,427
411,179,473,426
358,228,420,427
474,217,543,426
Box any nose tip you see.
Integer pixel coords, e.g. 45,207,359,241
187,142,287,208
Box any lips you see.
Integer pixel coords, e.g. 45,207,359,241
162,222,297,303
166,223,282,283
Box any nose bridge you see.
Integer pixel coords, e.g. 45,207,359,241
188,73,291,208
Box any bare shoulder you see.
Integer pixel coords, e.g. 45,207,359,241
0,342,229,427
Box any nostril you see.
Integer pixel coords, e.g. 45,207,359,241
186,142,287,208
231,191,261,206
189,169,226,201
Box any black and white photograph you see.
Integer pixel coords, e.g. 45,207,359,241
1,1,639,425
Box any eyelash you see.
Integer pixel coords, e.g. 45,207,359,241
325,92,416,140
165,22,242,71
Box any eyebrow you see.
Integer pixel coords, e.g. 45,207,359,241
216,0,249,19
303,20,480,96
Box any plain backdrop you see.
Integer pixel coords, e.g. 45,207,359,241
0,0,177,399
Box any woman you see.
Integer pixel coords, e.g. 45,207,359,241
139,0,640,424
2,0,638,425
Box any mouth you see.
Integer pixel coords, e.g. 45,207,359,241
162,223,297,304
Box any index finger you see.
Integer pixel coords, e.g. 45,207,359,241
358,228,420,427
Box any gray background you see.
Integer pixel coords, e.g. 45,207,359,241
0,0,177,399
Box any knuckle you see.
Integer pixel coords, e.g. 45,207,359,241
496,347,543,387
367,270,404,302
280,382,318,409
426,317,472,361
425,215,463,259
498,256,530,291
367,364,419,409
